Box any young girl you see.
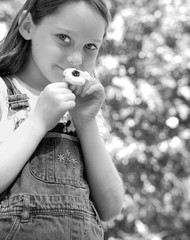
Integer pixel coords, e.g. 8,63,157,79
0,0,124,239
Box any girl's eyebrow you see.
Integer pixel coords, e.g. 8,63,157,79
91,39,103,44
54,27,103,44
54,27,76,36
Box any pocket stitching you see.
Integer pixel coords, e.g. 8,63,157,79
29,138,88,189
5,217,20,240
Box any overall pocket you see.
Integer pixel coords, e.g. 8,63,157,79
29,135,88,188
83,205,104,240
0,216,20,240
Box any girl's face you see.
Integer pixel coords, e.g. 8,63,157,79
19,1,106,88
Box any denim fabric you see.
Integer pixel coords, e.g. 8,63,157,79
0,131,104,239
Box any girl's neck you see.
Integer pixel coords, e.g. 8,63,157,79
16,63,50,92
14,75,41,95
16,74,45,92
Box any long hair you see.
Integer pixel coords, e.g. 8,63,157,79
0,0,111,77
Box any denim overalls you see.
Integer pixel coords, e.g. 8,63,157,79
0,77,104,240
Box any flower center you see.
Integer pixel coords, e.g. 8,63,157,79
72,70,80,77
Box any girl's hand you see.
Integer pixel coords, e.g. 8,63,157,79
69,77,105,131
30,82,76,132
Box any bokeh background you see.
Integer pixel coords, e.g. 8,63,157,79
1,0,190,239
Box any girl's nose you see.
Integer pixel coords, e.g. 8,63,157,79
67,51,82,66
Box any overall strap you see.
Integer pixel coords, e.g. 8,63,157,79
1,76,29,111
2,76,21,95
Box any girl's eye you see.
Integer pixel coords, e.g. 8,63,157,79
57,34,71,43
85,44,97,51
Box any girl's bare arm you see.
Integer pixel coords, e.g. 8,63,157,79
0,116,46,194
0,82,76,194
77,119,125,222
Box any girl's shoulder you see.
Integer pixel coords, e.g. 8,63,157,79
0,77,16,143
0,77,9,114
0,76,9,94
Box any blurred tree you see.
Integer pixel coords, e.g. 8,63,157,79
1,0,190,240
98,0,190,240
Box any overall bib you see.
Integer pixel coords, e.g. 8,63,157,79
0,77,104,240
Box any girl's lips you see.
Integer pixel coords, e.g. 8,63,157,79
57,66,65,72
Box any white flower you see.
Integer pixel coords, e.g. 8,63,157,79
63,68,90,85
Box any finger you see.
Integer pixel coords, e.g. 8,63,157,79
61,100,76,110
49,81,69,88
69,84,77,92
59,92,76,102
79,78,94,97
74,85,83,95
81,79,102,97
85,84,104,96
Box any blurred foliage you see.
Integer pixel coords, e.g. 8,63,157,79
1,0,190,240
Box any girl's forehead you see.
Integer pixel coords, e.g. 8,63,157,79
41,1,106,40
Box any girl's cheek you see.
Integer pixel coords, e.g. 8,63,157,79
86,59,97,71
50,46,62,56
